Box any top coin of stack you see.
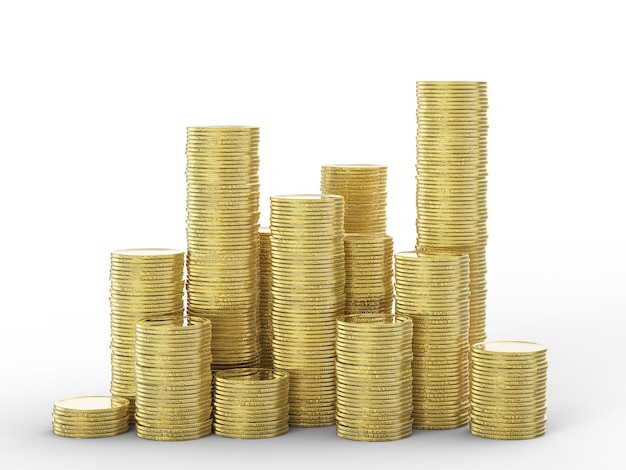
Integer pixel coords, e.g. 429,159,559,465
470,340,548,440
52,396,130,439
185,126,261,370
321,164,387,234
109,248,185,417
415,81,489,345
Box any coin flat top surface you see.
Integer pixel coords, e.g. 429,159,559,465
112,248,184,257
55,396,128,411
479,341,547,354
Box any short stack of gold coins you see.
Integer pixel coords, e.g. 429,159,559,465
269,194,345,427
321,164,387,234
109,248,185,420
394,250,471,429
52,396,130,439
415,81,488,345
470,340,548,440
185,126,260,370
344,234,394,315
335,314,413,441
134,315,213,441
213,368,290,439
258,227,273,368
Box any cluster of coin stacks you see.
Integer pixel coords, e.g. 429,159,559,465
335,314,413,441
321,164,387,234
344,234,394,315
269,194,345,427
134,316,213,441
52,396,130,439
394,251,471,429
470,340,548,440
259,227,273,368
214,368,290,439
185,126,261,370
109,248,185,420
415,81,488,345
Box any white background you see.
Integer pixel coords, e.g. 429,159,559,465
1,1,624,468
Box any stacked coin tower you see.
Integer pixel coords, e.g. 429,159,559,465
470,341,548,440
185,126,261,369
258,227,273,368
321,164,387,234
269,194,345,427
394,251,471,429
109,248,185,420
415,81,488,345
134,316,213,441
335,314,413,441
213,368,290,439
344,234,394,315
52,396,130,439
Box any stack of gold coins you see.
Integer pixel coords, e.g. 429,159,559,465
395,250,470,429
344,234,394,315
470,340,548,440
415,81,488,345
52,396,130,439
109,248,185,420
269,194,345,427
185,126,260,370
335,314,413,441
321,164,387,234
214,368,290,439
259,227,273,368
134,316,213,441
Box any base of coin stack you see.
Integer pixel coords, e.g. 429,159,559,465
213,368,290,439
52,396,130,439
469,340,548,440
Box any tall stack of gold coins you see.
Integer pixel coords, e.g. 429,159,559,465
395,251,471,429
109,248,185,420
134,316,213,441
321,164,387,234
344,234,394,315
415,81,488,345
470,340,548,440
214,368,290,439
259,227,273,368
52,396,130,439
335,314,413,441
269,194,345,427
185,126,260,369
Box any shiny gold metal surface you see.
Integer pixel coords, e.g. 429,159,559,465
469,340,548,440
186,126,260,370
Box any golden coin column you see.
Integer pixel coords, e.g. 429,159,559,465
258,227,273,368
214,368,290,439
134,316,213,441
269,194,345,427
52,396,130,439
335,314,413,441
470,341,548,440
321,164,387,234
185,126,260,369
415,82,488,345
395,251,471,429
344,234,394,315
109,248,185,421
